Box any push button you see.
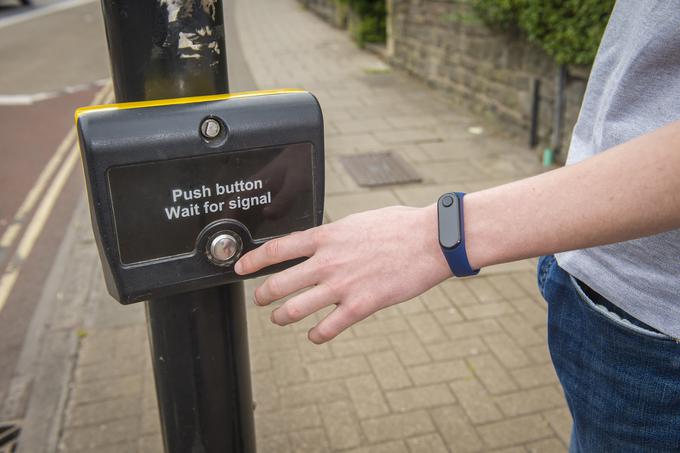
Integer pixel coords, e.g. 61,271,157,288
207,232,242,266
441,195,454,208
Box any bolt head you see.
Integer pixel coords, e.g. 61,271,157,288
201,118,221,139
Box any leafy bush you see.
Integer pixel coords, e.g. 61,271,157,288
471,0,615,65
338,0,387,45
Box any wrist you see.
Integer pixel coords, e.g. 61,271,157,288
422,203,454,278
463,191,495,270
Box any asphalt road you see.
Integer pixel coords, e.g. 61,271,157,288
0,0,256,420
0,0,110,413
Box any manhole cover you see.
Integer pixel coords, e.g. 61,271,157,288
0,422,20,453
340,152,421,187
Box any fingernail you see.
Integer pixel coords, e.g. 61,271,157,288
234,261,243,274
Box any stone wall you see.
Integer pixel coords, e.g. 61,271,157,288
300,0,590,156
299,0,348,29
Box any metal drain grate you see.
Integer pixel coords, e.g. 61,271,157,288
340,152,421,187
0,422,20,453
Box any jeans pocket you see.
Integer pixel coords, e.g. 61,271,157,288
569,275,672,341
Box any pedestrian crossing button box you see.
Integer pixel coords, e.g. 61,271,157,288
76,90,324,304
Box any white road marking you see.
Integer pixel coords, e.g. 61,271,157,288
0,78,109,106
0,82,112,312
0,83,110,251
0,0,97,30
0,146,79,312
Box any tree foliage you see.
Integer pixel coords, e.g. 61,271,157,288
471,0,615,65
338,0,387,45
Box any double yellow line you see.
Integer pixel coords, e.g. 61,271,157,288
0,82,113,312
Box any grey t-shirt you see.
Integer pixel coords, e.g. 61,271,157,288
556,0,680,339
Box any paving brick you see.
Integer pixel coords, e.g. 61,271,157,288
527,438,567,453
325,191,401,222
510,298,547,328
513,272,543,301
141,408,161,436
296,336,333,362
446,319,503,340
69,375,143,406
137,434,163,453
352,316,410,337
331,334,391,358
440,279,479,307
388,331,431,366
252,371,280,411
542,407,573,444
488,275,529,300
484,332,531,369
497,314,545,347
431,307,464,325
361,410,435,443
59,417,141,452
369,351,412,390
344,440,409,453
259,434,291,453
406,433,449,453
334,117,393,134
425,337,487,361
461,301,516,320
430,405,484,452
255,405,322,437
306,355,370,381
289,428,331,453
320,400,362,450
510,364,559,389
346,374,390,419
64,397,140,428
467,354,518,394
419,286,454,310
74,353,145,383
407,360,471,385
373,128,440,145
477,415,554,449
386,383,455,412
495,386,565,417
466,278,504,303
326,132,382,153
280,380,348,407
525,344,553,365
408,312,448,344
449,378,503,424
272,350,308,386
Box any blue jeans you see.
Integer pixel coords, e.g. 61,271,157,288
537,255,680,453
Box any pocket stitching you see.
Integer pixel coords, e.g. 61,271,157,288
569,275,673,342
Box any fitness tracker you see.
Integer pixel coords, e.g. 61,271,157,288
437,192,479,277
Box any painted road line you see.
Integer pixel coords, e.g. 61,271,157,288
0,146,79,312
0,82,112,312
0,83,111,258
0,0,97,30
0,78,110,107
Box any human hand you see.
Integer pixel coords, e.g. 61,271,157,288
234,204,452,343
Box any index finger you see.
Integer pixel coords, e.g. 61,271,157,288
235,230,316,275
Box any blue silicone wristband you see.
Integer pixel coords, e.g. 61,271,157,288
439,192,480,277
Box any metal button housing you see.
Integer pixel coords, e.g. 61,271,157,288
207,232,242,266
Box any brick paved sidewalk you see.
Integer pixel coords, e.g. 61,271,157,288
49,0,573,451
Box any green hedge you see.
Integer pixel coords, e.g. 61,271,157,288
471,0,615,65
338,0,387,46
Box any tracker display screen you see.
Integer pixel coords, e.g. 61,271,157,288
108,143,315,264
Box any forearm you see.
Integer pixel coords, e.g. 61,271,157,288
464,120,680,269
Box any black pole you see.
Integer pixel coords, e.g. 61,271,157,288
99,1,256,452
